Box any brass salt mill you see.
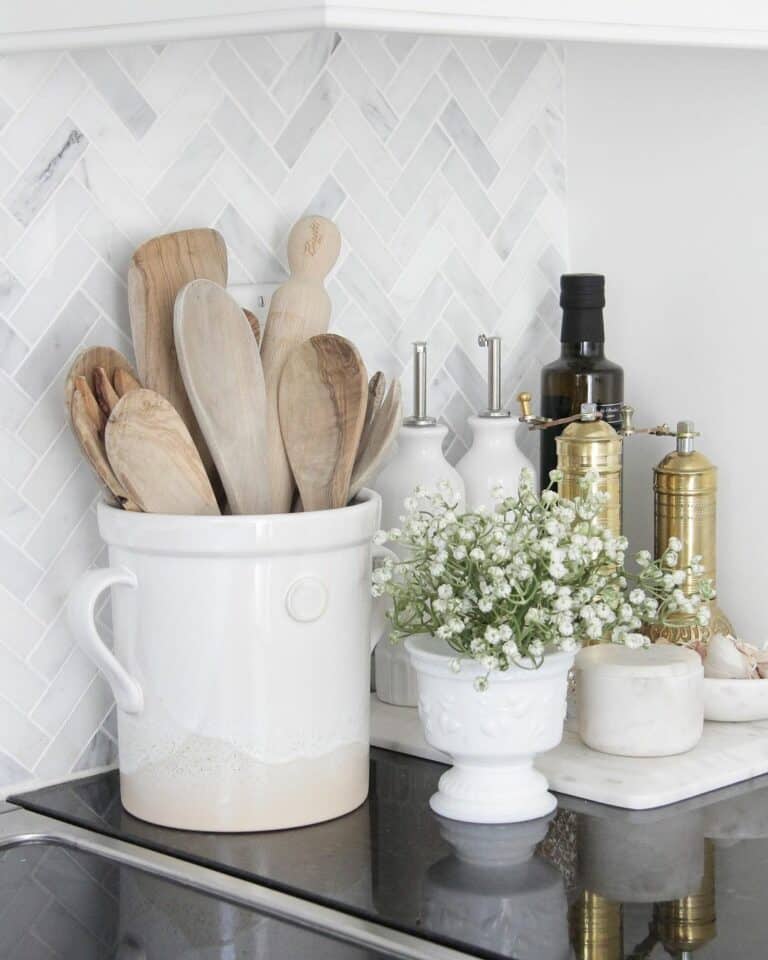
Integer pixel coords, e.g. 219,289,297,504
649,420,733,645
518,394,624,537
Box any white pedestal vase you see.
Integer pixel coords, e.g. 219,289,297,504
405,635,574,824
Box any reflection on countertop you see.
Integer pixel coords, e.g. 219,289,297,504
10,748,768,959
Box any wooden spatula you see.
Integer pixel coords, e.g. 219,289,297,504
128,229,227,485
174,280,271,516
349,378,403,500
105,389,219,516
261,216,341,513
70,389,140,510
278,334,367,512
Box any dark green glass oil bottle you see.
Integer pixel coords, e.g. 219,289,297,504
539,274,624,489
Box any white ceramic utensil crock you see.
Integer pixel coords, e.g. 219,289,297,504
67,489,392,832
405,635,574,824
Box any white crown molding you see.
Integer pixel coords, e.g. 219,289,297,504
5,0,768,51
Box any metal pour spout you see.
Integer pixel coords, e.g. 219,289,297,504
404,341,436,427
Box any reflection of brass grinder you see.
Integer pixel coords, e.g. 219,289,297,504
650,421,732,645
569,891,623,960
654,840,717,954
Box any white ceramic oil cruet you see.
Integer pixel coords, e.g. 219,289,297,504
371,341,465,706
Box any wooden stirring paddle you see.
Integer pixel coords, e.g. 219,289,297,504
174,280,271,515
105,389,219,516
128,229,227,486
278,334,367,512
260,216,341,513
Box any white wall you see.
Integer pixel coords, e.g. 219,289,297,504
566,42,768,641
0,34,566,792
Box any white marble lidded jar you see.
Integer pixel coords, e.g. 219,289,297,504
576,644,704,757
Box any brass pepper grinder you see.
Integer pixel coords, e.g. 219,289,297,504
650,421,733,645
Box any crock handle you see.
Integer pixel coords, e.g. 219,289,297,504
67,567,144,715
370,545,398,653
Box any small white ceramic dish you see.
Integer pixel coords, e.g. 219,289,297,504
703,677,768,722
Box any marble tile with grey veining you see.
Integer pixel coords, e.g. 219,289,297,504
330,44,398,142
147,124,224,224
216,205,286,282
387,74,448,166
334,150,399,241
0,315,27,375
439,50,498,138
440,99,499,188
209,43,283,140
5,177,93,288
14,292,98,399
72,49,156,139
443,249,502,323
390,124,450,215
272,31,340,112
305,175,346,221
230,35,285,88
493,173,548,259
441,150,500,239
343,34,398,88
336,201,400,292
275,73,340,167
336,252,401,340
4,122,87,228
211,96,286,193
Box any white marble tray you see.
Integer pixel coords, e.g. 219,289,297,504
370,695,768,810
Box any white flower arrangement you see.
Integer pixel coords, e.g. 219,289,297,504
372,469,714,691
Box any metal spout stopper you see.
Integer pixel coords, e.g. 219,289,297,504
478,334,510,418
404,341,436,426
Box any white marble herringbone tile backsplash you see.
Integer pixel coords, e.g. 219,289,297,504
0,32,567,791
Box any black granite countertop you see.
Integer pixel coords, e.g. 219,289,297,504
11,747,768,959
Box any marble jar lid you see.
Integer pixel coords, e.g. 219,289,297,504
576,644,701,678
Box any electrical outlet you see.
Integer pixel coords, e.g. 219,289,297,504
228,282,280,334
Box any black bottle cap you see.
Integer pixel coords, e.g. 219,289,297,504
559,274,605,342
560,274,605,310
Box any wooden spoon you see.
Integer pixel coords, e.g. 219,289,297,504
278,334,367,512
261,216,341,513
128,229,227,485
349,378,403,500
357,371,385,461
70,389,139,510
174,280,271,515
105,389,219,516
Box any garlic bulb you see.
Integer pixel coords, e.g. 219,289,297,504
704,634,768,679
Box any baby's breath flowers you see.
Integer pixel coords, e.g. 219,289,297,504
372,469,714,690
